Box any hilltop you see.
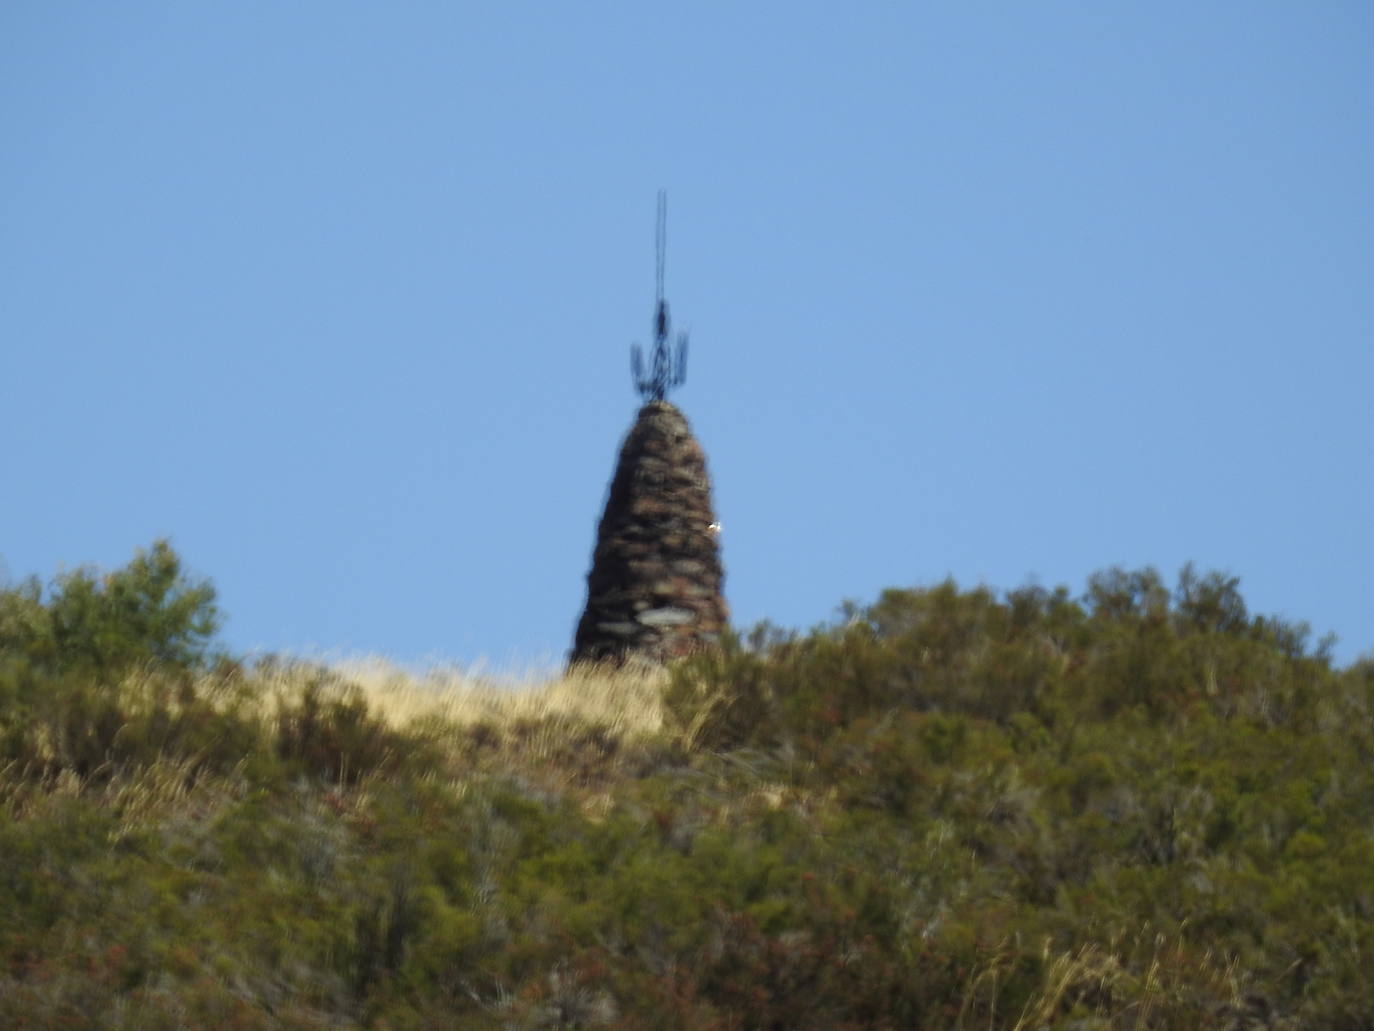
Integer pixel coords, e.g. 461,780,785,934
1,541,1371,1028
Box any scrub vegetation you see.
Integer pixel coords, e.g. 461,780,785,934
2,541,1371,1028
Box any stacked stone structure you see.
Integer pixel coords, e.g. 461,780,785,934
571,401,728,667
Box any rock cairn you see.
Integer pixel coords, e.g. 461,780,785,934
571,400,728,667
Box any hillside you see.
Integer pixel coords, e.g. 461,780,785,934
2,542,1372,1029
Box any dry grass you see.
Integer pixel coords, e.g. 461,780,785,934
91,657,667,739
945,926,1245,1031
323,657,669,739
0,659,670,822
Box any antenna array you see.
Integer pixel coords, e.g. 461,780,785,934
631,191,688,402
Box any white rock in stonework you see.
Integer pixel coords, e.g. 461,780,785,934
636,607,696,627
596,622,641,636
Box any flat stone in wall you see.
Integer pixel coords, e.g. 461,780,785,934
571,401,728,667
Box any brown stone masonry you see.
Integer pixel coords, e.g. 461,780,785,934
571,401,728,667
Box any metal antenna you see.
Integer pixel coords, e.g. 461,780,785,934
631,190,688,402
655,189,666,307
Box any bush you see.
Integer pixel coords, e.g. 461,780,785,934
273,662,429,785
0,543,247,781
0,540,220,677
668,566,1339,754
3,556,1368,1027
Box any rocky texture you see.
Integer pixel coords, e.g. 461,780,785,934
571,401,728,667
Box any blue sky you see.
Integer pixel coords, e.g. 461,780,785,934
3,3,1371,669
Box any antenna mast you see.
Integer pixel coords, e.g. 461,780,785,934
631,191,688,402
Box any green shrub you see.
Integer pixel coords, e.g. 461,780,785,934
669,566,1340,756
0,539,220,677
273,663,429,785
3,556,1368,1027
0,654,260,780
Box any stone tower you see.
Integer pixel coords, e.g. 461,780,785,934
572,192,726,666
571,400,727,667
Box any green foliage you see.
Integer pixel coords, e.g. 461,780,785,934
2,555,1372,1027
668,564,1341,753
272,662,424,785
0,542,243,781
0,539,220,676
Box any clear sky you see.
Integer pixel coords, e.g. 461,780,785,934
3,3,1371,670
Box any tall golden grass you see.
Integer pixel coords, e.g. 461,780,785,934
0,659,669,826
325,657,668,738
